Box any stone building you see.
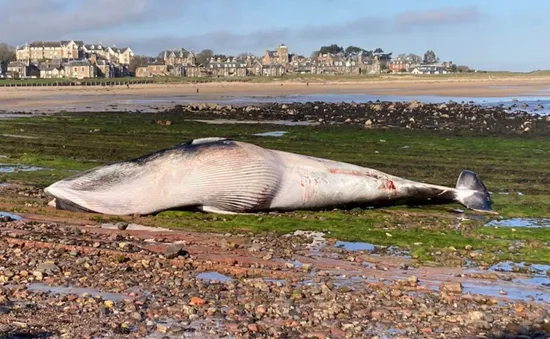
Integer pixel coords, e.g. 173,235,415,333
262,44,290,65
16,40,82,62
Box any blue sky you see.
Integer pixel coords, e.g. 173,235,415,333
0,0,548,71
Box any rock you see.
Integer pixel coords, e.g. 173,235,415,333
35,262,61,275
156,324,169,333
189,297,206,306
116,222,129,230
165,244,188,259
364,119,373,127
440,281,463,294
469,310,485,321
330,327,346,338
32,271,43,281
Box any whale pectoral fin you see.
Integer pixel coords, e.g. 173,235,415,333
199,206,256,215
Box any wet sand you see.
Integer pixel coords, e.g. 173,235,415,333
1,76,550,113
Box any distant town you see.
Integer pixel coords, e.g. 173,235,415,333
0,40,475,80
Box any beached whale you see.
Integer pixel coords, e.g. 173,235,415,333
44,138,492,215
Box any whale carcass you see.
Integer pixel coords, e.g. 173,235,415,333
45,138,493,215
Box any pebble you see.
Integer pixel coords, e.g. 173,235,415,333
440,281,463,294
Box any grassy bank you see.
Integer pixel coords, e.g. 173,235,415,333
0,111,549,265
2,69,550,87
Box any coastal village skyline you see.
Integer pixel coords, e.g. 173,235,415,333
0,1,547,72
0,39,466,80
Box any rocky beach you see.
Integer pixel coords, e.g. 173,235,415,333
165,100,550,135
0,79,549,338
0,185,549,338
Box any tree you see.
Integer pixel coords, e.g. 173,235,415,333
456,65,470,73
310,51,320,61
318,44,344,55
374,47,384,54
0,43,16,67
195,49,214,65
129,55,150,74
423,50,439,64
396,53,407,60
212,54,228,62
406,53,422,65
344,45,363,56
361,50,373,58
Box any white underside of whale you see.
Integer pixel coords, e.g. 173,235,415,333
44,139,483,216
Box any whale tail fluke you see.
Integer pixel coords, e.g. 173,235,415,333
454,170,493,212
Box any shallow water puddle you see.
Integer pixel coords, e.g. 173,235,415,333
334,240,375,251
194,119,318,126
196,272,234,283
0,212,22,221
0,164,45,173
461,281,550,303
252,131,288,137
489,261,550,276
27,283,127,301
485,218,550,228
100,223,173,232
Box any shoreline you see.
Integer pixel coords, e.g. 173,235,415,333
1,76,550,113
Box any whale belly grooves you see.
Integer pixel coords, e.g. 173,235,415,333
46,139,285,215
184,143,284,213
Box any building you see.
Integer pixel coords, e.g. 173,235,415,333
95,59,114,78
163,49,196,66
262,44,290,65
39,64,65,79
290,61,317,74
261,63,286,76
64,60,95,79
7,61,27,78
388,59,412,73
16,40,82,62
80,43,134,66
136,63,170,77
411,65,448,75
203,58,248,77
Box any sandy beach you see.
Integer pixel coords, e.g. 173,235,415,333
1,76,550,112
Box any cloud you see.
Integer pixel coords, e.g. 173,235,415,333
396,6,481,27
0,2,481,56
122,6,480,55
0,0,185,44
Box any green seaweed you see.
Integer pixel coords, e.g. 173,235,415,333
1,112,550,264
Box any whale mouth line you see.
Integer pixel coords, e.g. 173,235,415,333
46,191,96,213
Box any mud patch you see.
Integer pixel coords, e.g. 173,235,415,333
100,223,173,232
